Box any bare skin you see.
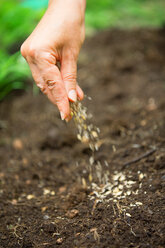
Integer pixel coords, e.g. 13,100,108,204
21,0,86,121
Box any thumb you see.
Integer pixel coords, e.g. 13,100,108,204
61,54,77,102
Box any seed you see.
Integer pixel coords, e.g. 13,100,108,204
136,201,143,206
27,194,35,200
89,157,94,165
81,136,89,143
89,173,93,182
126,213,131,217
77,134,82,140
91,131,98,138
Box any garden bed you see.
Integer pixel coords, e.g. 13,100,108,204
0,28,165,248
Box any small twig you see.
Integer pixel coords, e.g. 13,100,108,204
122,148,157,170
91,199,99,215
124,220,136,237
13,224,27,240
112,204,116,216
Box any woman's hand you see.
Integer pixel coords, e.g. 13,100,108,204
21,0,86,121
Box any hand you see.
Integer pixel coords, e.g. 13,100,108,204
21,0,86,121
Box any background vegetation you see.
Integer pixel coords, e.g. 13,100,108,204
0,0,165,100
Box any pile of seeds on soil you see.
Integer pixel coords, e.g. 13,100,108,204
70,101,144,211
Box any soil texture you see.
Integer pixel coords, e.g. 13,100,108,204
0,29,165,248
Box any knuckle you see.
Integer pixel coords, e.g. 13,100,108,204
41,86,47,95
63,73,77,83
20,43,26,58
27,46,38,60
46,80,57,90
21,43,39,61
56,95,68,105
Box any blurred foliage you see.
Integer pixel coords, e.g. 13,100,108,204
0,51,30,100
86,0,165,32
0,0,165,100
0,0,43,100
0,0,44,52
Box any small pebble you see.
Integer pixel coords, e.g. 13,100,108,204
65,209,79,219
12,139,23,150
43,215,50,220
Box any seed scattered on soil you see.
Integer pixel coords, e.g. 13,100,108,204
56,238,63,244
27,194,35,200
135,202,143,206
43,189,50,195
126,213,131,217
70,101,144,208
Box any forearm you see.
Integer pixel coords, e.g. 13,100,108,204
48,0,86,13
21,0,86,120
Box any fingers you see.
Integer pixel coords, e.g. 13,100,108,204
21,47,71,121
46,69,71,120
61,53,84,103
61,53,78,102
76,84,84,101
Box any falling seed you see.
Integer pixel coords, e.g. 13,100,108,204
136,202,143,206
95,144,99,151
82,178,87,188
81,136,89,143
91,131,98,138
89,157,94,165
89,173,93,182
104,160,109,167
139,173,144,180
77,134,81,140
112,145,116,152
97,128,100,133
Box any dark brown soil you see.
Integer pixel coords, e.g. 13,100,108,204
0,29,165,248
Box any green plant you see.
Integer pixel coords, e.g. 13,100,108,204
0,0,165,100
86,0,165,32
0,0,44,99
0,0,44,52
0,51,30,100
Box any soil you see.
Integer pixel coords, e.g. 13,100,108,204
0,29,165,248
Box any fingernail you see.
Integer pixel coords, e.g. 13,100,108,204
68,90,77,102
65,118,70,123
60,112,65,120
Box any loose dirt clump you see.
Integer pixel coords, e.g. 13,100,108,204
0,28,165,247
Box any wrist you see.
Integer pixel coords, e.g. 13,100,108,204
48,0,86,26
49,0,86,10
